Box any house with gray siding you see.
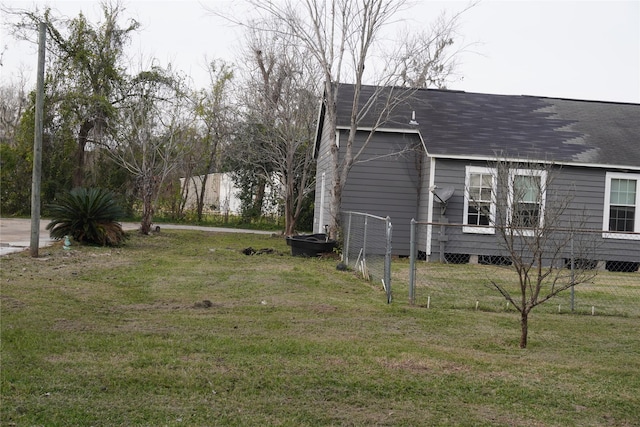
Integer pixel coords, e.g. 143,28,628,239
313,83,640,268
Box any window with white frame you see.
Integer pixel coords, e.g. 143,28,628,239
603,172,640,239
508,169,547,233
463,166,496,234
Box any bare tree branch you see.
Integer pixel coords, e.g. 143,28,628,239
475,159,599,347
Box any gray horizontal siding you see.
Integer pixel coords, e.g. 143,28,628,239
425,159,640,264
340,130,421,255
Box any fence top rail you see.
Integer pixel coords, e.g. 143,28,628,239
411,221,640,236
343,211,390,222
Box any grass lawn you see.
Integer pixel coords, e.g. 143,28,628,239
1,230,639,426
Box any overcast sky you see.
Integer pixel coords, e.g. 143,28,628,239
1,0,639,103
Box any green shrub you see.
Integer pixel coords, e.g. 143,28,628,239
46,187,127,246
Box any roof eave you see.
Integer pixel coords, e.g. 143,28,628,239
428,152,640,171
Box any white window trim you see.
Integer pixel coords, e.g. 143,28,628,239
602,172,640,240
507,168,547,237
463,166,496,234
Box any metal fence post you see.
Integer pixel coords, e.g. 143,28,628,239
363,215,368,268
409,219,416,305
385,217,392,304
570,232,575,312
438,217,448,263
344,212,352,265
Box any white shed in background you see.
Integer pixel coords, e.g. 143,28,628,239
180,173,241,215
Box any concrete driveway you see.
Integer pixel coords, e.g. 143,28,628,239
0,218,273,256
0,218,56,256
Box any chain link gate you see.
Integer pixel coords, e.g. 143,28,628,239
342,211,393,303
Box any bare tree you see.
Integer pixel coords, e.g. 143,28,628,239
110,67,193,234
470,160,598,348
232,21,320,235
211,0,471,237
0,72,29,146
386,10,466,89
187,59,235,222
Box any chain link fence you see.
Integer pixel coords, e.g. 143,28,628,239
342,211,393,303
407,221,640,317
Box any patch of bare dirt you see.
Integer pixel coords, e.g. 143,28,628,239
0,295,26,310
52,318,96,332
310,304,338,314
377,355,471,375
377,356,434,373
113,300,228,312
471,404,549,427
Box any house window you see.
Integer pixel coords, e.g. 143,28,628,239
508,169,546,233
463,166,496,234
603,172,640,240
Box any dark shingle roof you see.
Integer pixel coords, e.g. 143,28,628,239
333,84,640,168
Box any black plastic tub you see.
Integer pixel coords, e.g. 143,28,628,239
286,234,337,257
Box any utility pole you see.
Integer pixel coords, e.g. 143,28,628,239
30,22,46,257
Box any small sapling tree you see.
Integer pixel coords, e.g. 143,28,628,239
470,159,598,348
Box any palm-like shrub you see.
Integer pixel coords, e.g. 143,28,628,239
46,188,127,246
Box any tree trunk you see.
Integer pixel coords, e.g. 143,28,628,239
520,310,529,349
253,179,266,216
197,144,218,222
140,200,153,235
285,208,295,236
197,175,207,222
73,120,94,188
329,173,342,239
327,112,341,239
140,173,154,235
284,181,295,236
283,169,297,236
